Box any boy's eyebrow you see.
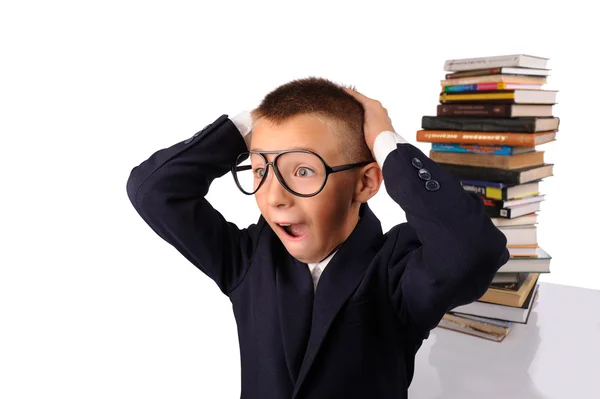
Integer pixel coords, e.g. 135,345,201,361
251,146,320,153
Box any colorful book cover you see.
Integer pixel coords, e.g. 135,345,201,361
443,83,541,92
432,143,521,155
460,182,505,199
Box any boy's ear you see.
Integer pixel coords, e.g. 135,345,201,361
354,163,383,203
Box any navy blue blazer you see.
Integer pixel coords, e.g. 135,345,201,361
126,114,509,399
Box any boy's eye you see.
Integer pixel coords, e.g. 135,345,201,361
254,168,266,178
295,167,315,177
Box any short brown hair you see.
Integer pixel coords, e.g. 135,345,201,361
251,77,373,163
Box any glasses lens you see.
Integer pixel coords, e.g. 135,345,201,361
234,153,267,194
276,152,326,195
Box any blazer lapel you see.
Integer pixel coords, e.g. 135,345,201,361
275,238,315,384
292,203,383,398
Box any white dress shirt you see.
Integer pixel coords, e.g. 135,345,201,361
230,111,408,291
307,250,337,292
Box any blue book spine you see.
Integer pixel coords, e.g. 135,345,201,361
432,143,516,155
443,84,478,92
460,179,505,189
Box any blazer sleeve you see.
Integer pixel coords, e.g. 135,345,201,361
125,114,264,296
383,142,510,334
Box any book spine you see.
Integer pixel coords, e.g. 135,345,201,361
422,116,536,133
445,68,503,79
437,322,506,342
437,104,512,117
437,163,521,185
460,179,505,189
444,55,522,71
431,143,516,155
417,130,536,146
484,205,510,218
440,91,516,103
460,183,504,200
442,76,547,86
443,84,479,92
482,197,503,209
443,83,503,92
479,83,502,91
460,183,487,196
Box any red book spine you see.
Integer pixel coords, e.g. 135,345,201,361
476,83,501,91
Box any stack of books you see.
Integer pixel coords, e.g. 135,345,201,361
418,54,556,342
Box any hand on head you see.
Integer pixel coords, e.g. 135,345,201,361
343,87,396,153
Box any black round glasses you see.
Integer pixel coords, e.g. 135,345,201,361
232,149,372,197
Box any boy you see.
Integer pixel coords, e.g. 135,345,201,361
126,77,509,398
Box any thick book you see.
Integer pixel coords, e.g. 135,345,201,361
422,116,560,133
430,150,544,170
444,54,549,72
440,90,558,104
451,284,539,323
441,74,547,86
479,273,539,307
442,83,543,92
437,163,554,184
416,130,557,146
491,213,538,227
445,67,550,79
460,180,541,201
432,143,535,156
499,247,551,273
437,103,554,117
497,225,537,246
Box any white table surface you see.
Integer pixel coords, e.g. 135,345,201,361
408,282,600,399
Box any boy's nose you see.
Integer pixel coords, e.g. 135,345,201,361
264,169,292,208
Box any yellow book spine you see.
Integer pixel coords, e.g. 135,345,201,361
486,187,502,200
440,92,516,102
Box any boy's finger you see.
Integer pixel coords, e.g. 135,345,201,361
343,87,372,104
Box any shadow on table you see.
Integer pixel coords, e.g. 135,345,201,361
426,311,549,399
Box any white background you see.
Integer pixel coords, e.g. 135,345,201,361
1,0,598,398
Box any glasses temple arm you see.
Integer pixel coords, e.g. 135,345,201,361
329,161,372,173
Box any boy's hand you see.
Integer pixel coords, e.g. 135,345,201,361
343,87,395,152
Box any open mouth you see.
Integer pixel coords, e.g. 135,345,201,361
276,223,309,240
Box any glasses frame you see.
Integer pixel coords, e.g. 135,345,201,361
232,149,372,198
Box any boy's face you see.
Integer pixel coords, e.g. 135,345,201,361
250,114,361,264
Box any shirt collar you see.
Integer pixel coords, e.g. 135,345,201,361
307,248,338,273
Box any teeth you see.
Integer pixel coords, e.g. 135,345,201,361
279,223,291,226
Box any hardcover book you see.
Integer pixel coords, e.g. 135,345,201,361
439,90,557,104
416,130,557,146
444,54,549,71
432,143,535,155
437,104,554,117
437,163,554,184
422,116,560,133
445,67,550,79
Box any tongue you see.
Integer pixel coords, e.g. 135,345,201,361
289,223,308,237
